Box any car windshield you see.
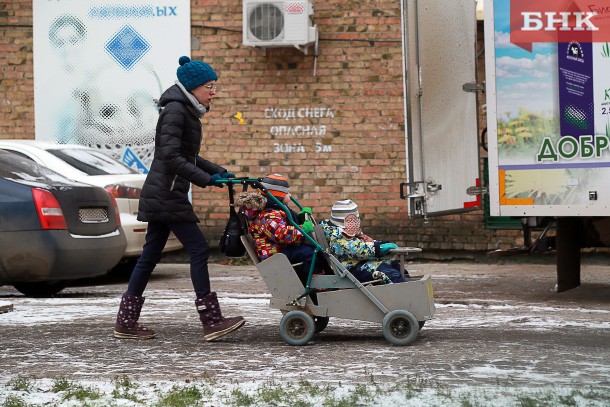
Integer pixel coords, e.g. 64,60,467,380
47,148,139,176
0,150,81,186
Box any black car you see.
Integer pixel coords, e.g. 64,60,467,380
0,150,126,297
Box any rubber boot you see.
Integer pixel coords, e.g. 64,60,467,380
196,292,245,341
113,292,156,339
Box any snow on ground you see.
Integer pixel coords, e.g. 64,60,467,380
2,290,609,331
1,262,609,405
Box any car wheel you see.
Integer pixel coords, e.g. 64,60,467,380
110,258,137,275
13,282,66,297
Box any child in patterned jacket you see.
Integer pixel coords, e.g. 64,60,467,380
320,199,408,284
235,174,332,285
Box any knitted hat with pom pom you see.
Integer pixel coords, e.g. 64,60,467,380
260,174,290,199
176,56,218,91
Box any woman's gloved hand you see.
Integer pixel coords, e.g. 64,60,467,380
223,172,236,179
380,242,399,254
209,173,223,187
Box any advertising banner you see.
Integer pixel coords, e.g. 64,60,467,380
33,0,191,171
486,0,610,216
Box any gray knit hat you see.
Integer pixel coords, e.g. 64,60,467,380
176,56,218,91
330,199,359,229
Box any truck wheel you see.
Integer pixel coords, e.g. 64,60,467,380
382,310,419,346
313,316,329,333
279,310,315,346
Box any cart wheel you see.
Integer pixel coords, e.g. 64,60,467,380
382,310,419,346
279,310,315,346
313,316,329,333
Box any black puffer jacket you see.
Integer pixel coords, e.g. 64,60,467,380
137,84,226,223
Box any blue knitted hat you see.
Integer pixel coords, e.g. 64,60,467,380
176,56,218,91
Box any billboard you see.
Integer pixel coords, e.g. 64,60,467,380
33,0,191,170
485,0,610,216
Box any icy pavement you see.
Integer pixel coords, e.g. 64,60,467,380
1,260,609,405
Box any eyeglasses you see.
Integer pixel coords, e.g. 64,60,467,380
203,84,217,92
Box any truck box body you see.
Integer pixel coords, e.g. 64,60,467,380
484,0,610,217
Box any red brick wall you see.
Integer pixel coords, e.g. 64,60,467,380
0,2,34,139
0,1,526,251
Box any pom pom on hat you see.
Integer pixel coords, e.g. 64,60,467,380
260,174,290,199
176,56,218,91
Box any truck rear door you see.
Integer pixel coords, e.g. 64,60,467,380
401,0,481,218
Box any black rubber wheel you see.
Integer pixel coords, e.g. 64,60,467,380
313,316,329,333
13,281,66,297
279,310,315,346
382,310,419,346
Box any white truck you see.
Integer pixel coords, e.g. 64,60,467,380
399,0,610,291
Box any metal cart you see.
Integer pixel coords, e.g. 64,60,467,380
220,177,435,346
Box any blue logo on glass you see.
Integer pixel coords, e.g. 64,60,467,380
105,25,150,70
122,147,149,174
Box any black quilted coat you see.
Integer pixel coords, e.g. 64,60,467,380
137,84,226,223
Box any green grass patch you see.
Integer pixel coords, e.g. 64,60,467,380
50,378,102,402
61,384,102,402
6,377,32,394
1,375,609,406
111,375,140,402
227,388,256,406
50,377,72,393
156,385,203,407
1,395,29,407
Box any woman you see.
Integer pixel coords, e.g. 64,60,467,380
113,56,244,341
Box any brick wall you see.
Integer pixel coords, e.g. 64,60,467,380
0,1,527,252
0,2,34,138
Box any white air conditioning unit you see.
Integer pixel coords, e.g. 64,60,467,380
243,0,317,49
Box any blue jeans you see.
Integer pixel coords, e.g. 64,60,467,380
127,222,211,298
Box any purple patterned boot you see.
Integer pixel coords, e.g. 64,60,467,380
113,292,156,339
196,292,245,341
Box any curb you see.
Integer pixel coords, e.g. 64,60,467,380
0,300,14,314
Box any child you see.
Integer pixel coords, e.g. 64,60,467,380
235,174,332,285
320,199,407,284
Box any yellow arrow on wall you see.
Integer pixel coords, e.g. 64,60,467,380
233,112,245,125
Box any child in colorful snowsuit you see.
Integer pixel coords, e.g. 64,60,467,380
320,199,407,284
235,174,332,285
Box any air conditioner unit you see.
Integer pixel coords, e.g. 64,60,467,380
243,0,317,50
